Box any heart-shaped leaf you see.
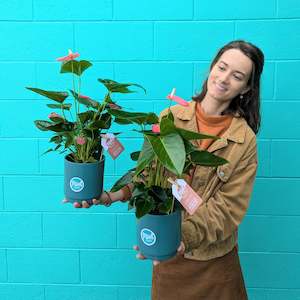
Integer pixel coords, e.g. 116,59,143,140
145,132,185,176
177,128,219,140
60,60,92,76
135,139,155,175
46,103,72,110
26,87,68,103
98,79,146,94
190,150,228,166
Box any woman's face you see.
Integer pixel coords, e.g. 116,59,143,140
206,48,253,103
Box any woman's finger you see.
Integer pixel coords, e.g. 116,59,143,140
136,253,146,260
81,201,90,208
92,198,100,205
177,241,185,253
153,260,160,266
73,202,82,208
133,245,139,251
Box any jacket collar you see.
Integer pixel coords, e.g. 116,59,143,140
173,101,247,151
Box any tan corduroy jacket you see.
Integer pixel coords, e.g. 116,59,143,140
161,101,258,261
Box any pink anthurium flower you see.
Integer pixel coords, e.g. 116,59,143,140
152,124,160,133
56,49,80,62
166,88,189,107
78,94,90,99
75,136,86,145
48,112,63,119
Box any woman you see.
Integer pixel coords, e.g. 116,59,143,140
77,40,264,300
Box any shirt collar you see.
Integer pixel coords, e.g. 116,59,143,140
174,100,247,144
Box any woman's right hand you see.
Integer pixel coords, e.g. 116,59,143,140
62,190,120,209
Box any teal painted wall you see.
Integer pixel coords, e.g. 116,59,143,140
0,1,299,299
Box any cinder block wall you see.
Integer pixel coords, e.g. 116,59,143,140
0,1,299,299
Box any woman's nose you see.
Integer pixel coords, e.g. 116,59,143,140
219,71,230,84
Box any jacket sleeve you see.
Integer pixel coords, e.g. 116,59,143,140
181,137,258,252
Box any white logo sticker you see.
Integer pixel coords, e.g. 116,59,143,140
70,177,84,192
141,228,156,246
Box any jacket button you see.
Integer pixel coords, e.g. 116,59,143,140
219,171,225,177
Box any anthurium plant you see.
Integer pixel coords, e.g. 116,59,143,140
26,50,146,163
110,92,228,218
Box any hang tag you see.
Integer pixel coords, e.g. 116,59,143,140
170,178,203,215
101,133,124,159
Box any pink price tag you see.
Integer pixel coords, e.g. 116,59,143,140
107,137,124,160
171,179,203,215
101,133,124,160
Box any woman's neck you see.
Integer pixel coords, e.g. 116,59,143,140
201,94,230,116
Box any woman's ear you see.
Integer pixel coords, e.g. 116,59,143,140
241,85,250,95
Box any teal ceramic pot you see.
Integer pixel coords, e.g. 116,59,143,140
137,209,181,261
64,155,105,203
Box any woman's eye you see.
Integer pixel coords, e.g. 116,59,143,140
233,74,242,81
218,65,226,71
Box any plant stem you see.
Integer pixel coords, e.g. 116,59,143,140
71,62,78,123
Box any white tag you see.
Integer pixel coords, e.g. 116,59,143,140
101,133,115,151
101,133,124,160
170,178,203,215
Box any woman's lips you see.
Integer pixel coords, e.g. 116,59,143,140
214,82,228,92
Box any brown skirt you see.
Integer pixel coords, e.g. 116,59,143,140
152,246,247,300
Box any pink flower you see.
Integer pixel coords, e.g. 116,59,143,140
75,136,86,145
166,88,189,107
152,124,160,133
48,112,62,119
79,94,90,99
56,49,80,62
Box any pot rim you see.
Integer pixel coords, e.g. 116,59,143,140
65,154,105,165
139,209,181,219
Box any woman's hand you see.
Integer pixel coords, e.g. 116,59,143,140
133,241,185,266
62,189,123,208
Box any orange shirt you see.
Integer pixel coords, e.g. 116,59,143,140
195,102,233,150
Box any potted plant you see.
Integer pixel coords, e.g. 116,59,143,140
26,49,146,206
109,94,228,261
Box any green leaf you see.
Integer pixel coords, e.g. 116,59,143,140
130,151,140,161
98,79,146,94
26,87,68,103
54,144,62,151
46,103,72,110
135,196,155,219
135,139,155,175
145,132,185,176
158,197,173,214
108,109,158,125
78,110,95,124
114,117,132,125
160,114,176,136
176,128,219,140
70,90,100,109
190,150,228,166
34,120,73,132
149,186,168,203
49,135,63,144
184,140,197,154
42,148,53,155
60,60,92,76
89,113,111,130
48,115,65,123
64,133,74,148
110,169,135,192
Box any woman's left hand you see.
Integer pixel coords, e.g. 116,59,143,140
133,241,185,266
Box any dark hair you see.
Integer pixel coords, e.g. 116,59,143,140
192,40,264,134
